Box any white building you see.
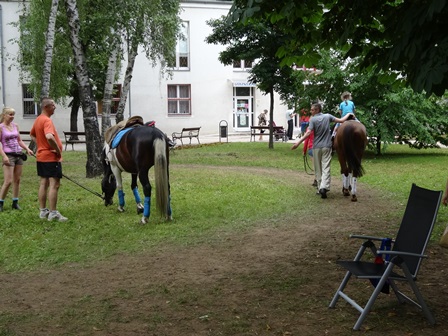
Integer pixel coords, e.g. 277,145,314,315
0,0,291,137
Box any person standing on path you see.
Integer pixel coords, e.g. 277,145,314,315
291,102,354,199
286,107,296,140
30,98,68,222
257,109,268,140
0,107,34,211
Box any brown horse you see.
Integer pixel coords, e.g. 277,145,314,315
101,125,172,224
333,120,368,202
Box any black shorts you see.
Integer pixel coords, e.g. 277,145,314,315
37,162,63,179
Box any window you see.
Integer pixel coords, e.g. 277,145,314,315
168,22,190,70
233,59,253,71
22,84,38,117
168,84,191,115
111,84,122,114
98,84,122,115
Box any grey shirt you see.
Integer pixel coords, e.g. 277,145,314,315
309,113,335,149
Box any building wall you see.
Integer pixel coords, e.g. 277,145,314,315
0,0,290,136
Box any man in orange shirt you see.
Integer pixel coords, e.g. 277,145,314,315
30,98,68,222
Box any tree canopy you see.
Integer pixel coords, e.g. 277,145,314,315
230,0,448,96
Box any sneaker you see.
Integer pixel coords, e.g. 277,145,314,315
48,211,68,222
12,201,21,210
39,208,50,219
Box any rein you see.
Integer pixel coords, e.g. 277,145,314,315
303,154,314,175
31,154,105,200
62,173,105,200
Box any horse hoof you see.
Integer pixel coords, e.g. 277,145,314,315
351,195,357,202
118,206,125,212
342,188,350,196
136,203,144,214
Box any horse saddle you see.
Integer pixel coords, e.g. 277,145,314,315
111,128,133,149
104,116,144,147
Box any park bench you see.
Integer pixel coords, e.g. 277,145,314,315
171,127,201,145
250,126,287,142
19,131,32,143
63,131,87,151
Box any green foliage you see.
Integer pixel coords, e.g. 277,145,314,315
230,0,448,96
286,50,448,154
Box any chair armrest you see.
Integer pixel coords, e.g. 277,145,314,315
379,250,428,259
350,234,387,242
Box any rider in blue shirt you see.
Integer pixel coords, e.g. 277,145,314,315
332,91,356,138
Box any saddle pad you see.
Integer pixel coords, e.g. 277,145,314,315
111,128,133,149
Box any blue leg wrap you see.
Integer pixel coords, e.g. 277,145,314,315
167,195,172,216
132,187,142,204
144,196,151,218
118,190,125,207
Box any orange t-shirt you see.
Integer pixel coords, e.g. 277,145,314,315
30,114,63,162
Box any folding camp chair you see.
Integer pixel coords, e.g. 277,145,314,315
329,183,442,330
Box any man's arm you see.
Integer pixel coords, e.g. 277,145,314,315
291,128,312,150
46,133,62,158
334,113,354,124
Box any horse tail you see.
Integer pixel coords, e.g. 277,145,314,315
153,138,169,217
343,123,365,178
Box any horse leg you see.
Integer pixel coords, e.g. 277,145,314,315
337,152,350,197
351,175,358,202
139,169,151,224
111,166,126,212
130,173,144,214
167,185,173,221
341,173,350,196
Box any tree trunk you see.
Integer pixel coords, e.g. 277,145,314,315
40,0,59,100
69,86,80,138
102,44,119,136
268,87,274,149
65,0,103,178
115,43,138,124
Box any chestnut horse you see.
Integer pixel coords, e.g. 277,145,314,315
101,125,172,224
333,120,367,202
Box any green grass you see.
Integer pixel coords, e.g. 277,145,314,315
0,142,447,272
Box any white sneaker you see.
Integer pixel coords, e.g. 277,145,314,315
48,211,68,222
39,208,50,219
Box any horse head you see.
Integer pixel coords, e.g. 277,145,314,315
101,146,117,206
101,173,116,206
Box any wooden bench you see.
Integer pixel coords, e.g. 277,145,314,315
172,127,201,145
250,126,287,142
63,131,87,151
19,131,31,142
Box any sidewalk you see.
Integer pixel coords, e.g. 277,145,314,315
198,132,298,145
63,132,298,151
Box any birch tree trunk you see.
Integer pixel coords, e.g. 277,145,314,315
269,87,274,149
115,43,138,123
65,0,103,177
40,0,59,100
101,44,119,136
